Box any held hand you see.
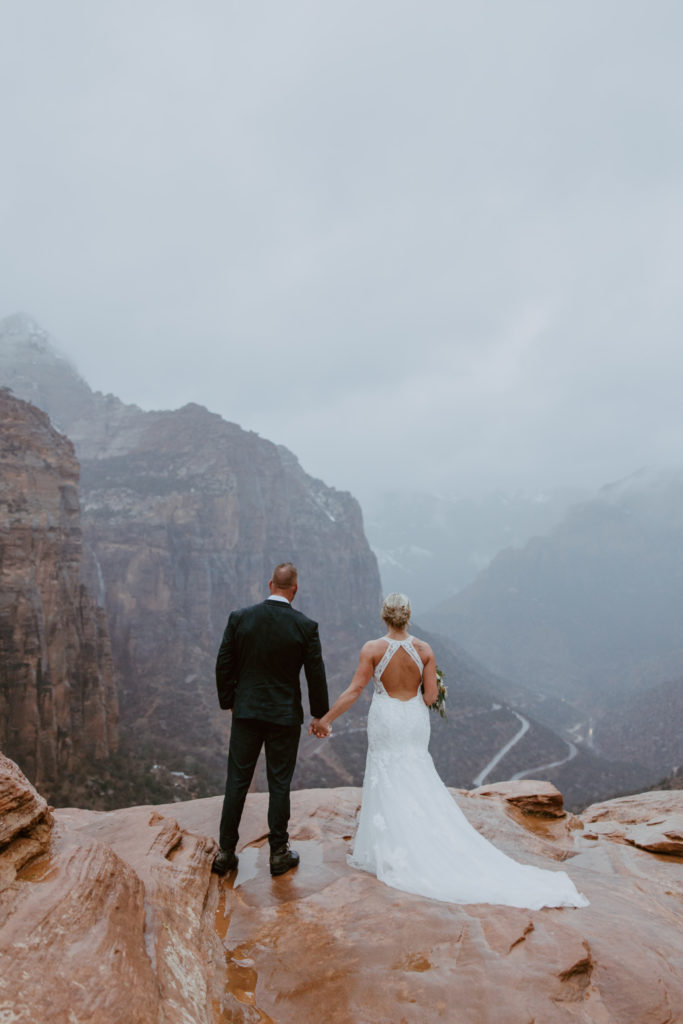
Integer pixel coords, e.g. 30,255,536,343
309,718,332,738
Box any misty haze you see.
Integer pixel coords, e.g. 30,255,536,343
1,3,682,1021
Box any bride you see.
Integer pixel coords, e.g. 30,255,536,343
309,593,588,909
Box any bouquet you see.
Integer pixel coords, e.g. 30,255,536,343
426,667,448,720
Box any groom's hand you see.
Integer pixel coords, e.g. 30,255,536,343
309,718,332,738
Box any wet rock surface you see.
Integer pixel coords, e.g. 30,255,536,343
0,756,222,1023
582,790,683,856
210,787,682,1024
470,778,567,817
1,756,682,1023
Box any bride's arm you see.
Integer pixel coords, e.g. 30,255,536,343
420,643,438,706
310,642,375,736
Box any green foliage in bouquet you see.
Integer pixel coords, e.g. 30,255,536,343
426,666,448,719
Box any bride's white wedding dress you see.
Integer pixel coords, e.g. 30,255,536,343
348,637,589,909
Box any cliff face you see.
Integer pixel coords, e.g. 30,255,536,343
0,316,383,794
76,400,381,784
0,391,118,799
1,316,641,809
2,755,682,1023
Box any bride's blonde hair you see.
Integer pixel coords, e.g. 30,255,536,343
381,592,411,630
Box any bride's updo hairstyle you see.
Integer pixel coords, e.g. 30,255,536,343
381,592,411,630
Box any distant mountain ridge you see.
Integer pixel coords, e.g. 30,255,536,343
2,314,664,809
364,486,585,616
426,470,683,739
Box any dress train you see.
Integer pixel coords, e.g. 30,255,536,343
348,639,589,910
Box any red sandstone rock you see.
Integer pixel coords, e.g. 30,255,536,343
1,766,682,1022
181,786,683,1024
0,776,222,1022
0,390,118,801
583,791,683,855
0,752,53,892
622,817,683,855
470,778,566,817
0,753,51,847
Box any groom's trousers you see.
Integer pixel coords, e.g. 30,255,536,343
218,717,301,852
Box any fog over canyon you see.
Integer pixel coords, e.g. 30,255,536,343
3,7,683,1019
2,314,683,1024
1,313,681,816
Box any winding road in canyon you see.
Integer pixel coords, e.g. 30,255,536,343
473,709,578,787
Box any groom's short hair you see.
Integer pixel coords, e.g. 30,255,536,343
272,562,298,589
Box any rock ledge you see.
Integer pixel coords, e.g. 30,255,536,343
1,759,682,1023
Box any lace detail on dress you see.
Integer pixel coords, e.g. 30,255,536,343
372,636,424,695
348,637,590,910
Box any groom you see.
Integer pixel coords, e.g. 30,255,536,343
213,562,329,876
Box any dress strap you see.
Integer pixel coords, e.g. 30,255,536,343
402,636,424,674
373,636,424,685
374,639,397,684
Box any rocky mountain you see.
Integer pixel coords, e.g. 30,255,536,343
364,486,584,616
426,469,683,717
1,315,656,810
0,315,384,800
0,390,118,802
2,753,682,1023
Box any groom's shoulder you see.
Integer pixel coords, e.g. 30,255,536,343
229,599,267,621
235,600,316,624
289,606,318,629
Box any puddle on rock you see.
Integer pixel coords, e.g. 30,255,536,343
233,844,261,888
213,897,276,1024
224,942,258,1005
216,839,337,909
214,887,231,941
213,840,334,1021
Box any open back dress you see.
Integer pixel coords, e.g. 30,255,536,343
347,637,589,909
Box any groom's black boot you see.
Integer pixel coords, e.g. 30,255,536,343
269,842,300,876
212,847,238,875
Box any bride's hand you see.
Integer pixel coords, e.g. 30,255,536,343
309,718,332,738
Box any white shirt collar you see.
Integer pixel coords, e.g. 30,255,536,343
268,595,290,604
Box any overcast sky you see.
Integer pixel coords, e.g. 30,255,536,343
2,1,682,503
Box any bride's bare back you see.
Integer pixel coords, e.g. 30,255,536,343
311,629,437,735
365,635,436,703
366,639,416,700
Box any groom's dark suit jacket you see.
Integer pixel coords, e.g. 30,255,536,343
215,599,329,726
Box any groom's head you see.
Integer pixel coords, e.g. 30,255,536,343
269,562,298,601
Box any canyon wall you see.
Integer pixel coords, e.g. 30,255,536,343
76,399,382,788
0,316,384,796
0,390,118,801
1,315,641,808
